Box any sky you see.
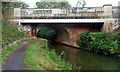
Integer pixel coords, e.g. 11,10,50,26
21,0,120,8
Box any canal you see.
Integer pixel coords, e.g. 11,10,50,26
49,42,119,70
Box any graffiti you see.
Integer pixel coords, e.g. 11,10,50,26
18,24,23,31
112,19,119,30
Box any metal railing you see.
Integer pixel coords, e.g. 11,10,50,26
112,6,120,18
18,6,119,19
20,7,104,19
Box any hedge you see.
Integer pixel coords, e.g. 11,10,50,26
77,31,120,57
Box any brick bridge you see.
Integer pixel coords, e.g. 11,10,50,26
14,4,120,47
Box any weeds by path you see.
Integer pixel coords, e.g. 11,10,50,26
24,39,80,70
1,39,31,65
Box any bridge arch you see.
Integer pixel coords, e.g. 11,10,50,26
21,22,103,47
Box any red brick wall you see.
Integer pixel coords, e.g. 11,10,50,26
55,24,100,47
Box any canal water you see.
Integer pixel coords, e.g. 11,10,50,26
50,42,119,70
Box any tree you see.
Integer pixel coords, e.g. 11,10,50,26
76,0,86,7
36,2,71,8
37,27,57,40
2,2,29,13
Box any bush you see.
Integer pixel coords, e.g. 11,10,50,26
77,31,119,56
37,27,57,40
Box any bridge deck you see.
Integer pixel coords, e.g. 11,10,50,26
17,19,105,23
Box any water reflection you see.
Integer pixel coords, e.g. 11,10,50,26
50,43,119,70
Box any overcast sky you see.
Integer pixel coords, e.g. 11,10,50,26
21,0,120,8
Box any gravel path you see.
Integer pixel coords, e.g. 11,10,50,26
2,40,36,70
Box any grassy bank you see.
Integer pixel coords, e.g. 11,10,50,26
2,19,30,46
2,39,30,65
24,39,79,70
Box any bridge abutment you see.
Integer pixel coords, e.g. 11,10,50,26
102,4,113,33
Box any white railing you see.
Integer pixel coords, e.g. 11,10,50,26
14,6,120,19
20,7,104,19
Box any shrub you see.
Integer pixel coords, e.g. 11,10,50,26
37,27,57,40
77,31,119,56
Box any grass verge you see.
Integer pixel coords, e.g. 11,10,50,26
24,39,80,70
2,19,30,46
1,39,31,65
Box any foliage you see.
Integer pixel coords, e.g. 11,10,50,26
37,27,56,40
1,39,30,65
36,2,71,8
76,0,86,7
2,19,29,46
24,40,80,70
2,2,29,13
77,31,120,56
